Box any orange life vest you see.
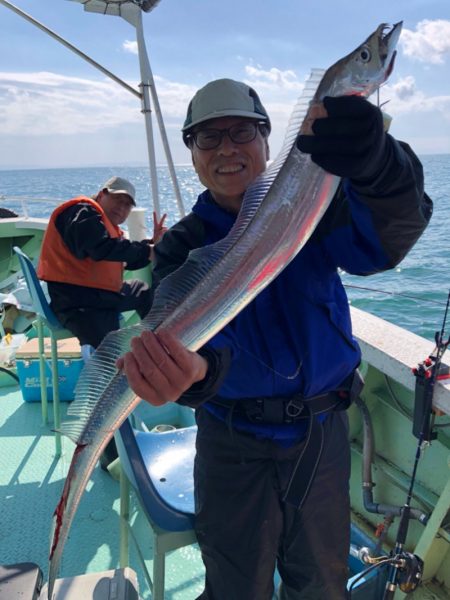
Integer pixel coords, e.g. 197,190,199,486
37,196,124,292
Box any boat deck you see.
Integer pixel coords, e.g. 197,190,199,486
0,382,205,599
2,307,450,599
0,377,384,600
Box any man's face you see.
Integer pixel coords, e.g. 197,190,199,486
190,117,269,213
97,191,134,226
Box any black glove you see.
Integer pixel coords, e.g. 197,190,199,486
296,95,389,182
176,346,231,408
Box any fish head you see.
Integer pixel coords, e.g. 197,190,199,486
317,21,403,99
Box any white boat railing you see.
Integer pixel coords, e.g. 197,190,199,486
0,194,149,244
0,195,63,219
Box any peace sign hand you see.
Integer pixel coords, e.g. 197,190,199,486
152,211,168,244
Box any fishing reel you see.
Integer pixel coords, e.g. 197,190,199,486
358,548,423,590
392,552,424,593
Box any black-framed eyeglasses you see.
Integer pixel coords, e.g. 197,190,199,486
186,121,267,150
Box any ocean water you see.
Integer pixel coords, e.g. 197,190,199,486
0,155,449,342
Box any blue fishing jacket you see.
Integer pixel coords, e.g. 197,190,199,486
154,138,432,439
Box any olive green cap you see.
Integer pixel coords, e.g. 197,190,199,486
182,78,271,143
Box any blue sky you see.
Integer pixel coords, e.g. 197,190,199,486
0,0,449,169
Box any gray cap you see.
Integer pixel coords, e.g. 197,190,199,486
182,78,271,142
101,176,136,206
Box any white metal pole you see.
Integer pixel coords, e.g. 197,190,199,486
131,8,160,218
133,10,185,218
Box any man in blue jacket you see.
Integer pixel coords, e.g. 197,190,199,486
118,79,432,599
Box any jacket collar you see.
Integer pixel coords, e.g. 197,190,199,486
192,190,236,241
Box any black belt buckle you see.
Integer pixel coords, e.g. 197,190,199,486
240,398,265,423
236,380,356,425
261,398,286,424
242,396,306,424
285,398,305,421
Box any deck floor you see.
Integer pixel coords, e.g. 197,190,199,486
0,382,206,599
4,379,444,599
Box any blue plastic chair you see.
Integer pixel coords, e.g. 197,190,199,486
13,246,73,456
115,419,197,600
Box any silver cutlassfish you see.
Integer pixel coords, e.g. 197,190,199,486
47,22,402,598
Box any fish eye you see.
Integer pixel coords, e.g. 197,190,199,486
359,46,372,62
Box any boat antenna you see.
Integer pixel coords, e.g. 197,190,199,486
382,289,450,599
0,0,186,219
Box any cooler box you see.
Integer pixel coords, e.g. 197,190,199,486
16,337,83,402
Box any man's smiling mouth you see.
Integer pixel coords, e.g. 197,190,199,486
216,164,245,174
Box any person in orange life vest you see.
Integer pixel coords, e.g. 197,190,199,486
38,176,167,350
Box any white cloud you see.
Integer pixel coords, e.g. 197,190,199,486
0,64,304,142
0,72,141,135
387,76,417,102
123,40,138,55
2,65,447,165
382,75,450,121
151,76,196,120
0,71,196,137
244,65,304,92
241,64,306,140
400,20,450,64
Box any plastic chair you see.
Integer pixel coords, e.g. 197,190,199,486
115,419,197,600
13,246,73,456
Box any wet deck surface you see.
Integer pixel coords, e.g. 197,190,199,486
0,383,205,599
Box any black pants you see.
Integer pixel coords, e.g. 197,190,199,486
49,279,153,348
194,408,351,600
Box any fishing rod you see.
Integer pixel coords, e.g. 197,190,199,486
348,289,450,599
381,288,450,599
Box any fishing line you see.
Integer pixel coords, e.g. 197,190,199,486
233,341,303,380
348,557,392,595
233,286,449,380
343,283,448,307
234,286,448,380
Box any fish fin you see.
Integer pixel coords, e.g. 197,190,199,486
54,421,85,444
65,325,140,425
235,69,325,216
276,68,326,165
